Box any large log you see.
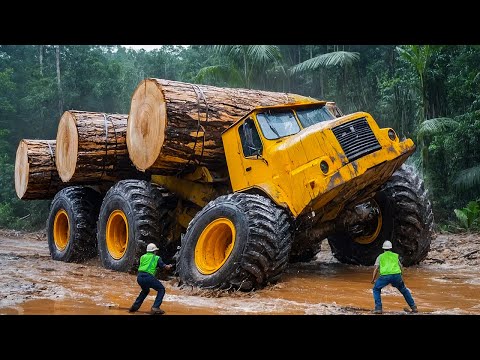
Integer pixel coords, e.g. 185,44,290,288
127,78,314,174
55,110,145,183
15,139,65,200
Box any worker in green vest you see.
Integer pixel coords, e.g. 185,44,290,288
129,243,174,315
371,240,418,314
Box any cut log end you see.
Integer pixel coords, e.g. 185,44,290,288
127,79,166,171
55,111,79,182
15,140,29,199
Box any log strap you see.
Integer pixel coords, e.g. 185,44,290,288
178,84,209,175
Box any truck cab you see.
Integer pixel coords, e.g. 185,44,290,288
222,101,415,221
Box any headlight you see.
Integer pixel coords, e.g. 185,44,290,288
388,129,397,141
320,160,329,174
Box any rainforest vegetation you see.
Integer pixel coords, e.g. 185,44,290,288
0,45,478,231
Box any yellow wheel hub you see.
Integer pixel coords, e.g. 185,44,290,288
106,210,129,260
53,209,70,251
195,218,235,275
354,200,382,245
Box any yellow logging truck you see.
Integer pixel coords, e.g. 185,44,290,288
42,79,433,292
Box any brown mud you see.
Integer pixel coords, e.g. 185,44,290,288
1,229,479,315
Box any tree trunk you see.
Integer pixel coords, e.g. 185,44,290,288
55,110,145,183
15,139,64,200
127,78,314,175
39,45,43,76
56,45,63,115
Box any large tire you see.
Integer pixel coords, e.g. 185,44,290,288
96,180,172,273
328,164,434,266
46,186,101,262
176,193,293,291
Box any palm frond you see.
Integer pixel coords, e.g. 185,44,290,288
454,208,469,229
417,117,457,139
290,51,360,74
195,63,244,87
246,45,281,63
195,65,227,82
454,165,480,190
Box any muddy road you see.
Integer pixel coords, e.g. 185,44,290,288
1,229,479,315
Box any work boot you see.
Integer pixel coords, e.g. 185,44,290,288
151,307,165,315
373,309,383,314
410,306,418,313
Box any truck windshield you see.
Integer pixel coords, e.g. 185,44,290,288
256,110,301,140
295,106,335,127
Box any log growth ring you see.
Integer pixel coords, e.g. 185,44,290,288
127,79,166,171
55,111,79,182
14,140,29,199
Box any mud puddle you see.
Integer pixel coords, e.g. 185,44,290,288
1,230,479,315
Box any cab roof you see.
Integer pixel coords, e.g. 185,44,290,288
222,100,327,134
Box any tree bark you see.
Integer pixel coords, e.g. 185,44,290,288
55,110,146,183
127,78,314,175
15,139,64,200
56,45,63,115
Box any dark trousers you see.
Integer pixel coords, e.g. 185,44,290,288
373,273,416,310
131,272,166,310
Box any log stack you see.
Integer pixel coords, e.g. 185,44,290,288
15,139,64,200
15,79,316,200
55,110,144,183
127,78,314,175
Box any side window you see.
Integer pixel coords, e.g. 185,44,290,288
239,118,263,157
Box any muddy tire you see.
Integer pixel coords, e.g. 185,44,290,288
96,180,171,273
176,193,293,291
328,164,434,266
46,186,101,262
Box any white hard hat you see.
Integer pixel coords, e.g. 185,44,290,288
382,240,393,249
146,243,159,252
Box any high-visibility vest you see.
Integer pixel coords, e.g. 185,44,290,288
379,251,401,275
138,252,160,275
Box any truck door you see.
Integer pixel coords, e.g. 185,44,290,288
237,117,269,188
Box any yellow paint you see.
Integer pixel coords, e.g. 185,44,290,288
195,218,235,275
106,210,128,260
151,174,219,208
222,103,416,218
182,166,214,183
177,208,194,229
53,209,69,251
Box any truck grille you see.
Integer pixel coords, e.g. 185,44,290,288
332,117,381,162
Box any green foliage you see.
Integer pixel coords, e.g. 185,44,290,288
416,117,458,140
196,45,281,88
0,44,479,230
454,165,480,190
290,51,360,73
454,201,480,230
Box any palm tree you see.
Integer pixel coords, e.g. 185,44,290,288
396,45,441,123
289,50,360,73
416,116,457,174
195,45,281,89
289,48,360,104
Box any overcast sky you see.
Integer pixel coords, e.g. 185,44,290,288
123,45,189,51
123,45,163,51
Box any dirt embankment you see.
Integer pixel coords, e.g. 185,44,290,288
1,229,479,315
